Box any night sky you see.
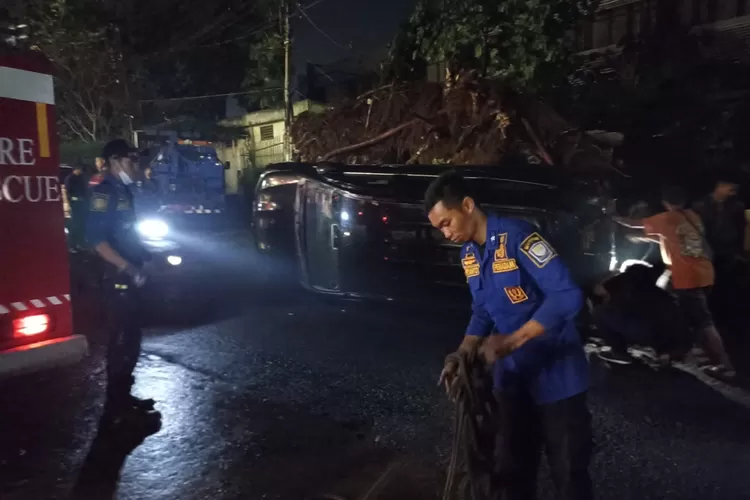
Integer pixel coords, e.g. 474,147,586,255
292,0,417,68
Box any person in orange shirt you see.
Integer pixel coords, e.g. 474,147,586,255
614,186,736,379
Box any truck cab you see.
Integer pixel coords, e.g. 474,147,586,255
145,140,227,215
0,50,88,378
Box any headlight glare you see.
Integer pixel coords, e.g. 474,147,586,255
137,219,169,240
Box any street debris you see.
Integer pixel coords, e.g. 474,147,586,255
292,71,619,174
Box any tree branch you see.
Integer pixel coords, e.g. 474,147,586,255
321,118,422,161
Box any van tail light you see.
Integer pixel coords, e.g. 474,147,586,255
255,192,279,212
13,314,50,337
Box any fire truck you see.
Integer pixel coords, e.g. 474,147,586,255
0,49,88,377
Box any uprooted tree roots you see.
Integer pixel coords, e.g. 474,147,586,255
292,72,618,173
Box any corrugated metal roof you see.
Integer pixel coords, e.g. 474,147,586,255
597,0,642,12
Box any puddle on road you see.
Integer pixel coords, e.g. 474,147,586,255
114,356,440,500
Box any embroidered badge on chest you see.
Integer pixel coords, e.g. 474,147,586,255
504,286,528,304
91,193,108,212
491,234,517,273
493,259,518,273
462,253,480,279
520,232,557,268
494,233,508,260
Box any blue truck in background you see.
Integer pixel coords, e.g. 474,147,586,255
141,140,228,214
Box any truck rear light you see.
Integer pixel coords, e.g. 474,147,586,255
13,314,50,337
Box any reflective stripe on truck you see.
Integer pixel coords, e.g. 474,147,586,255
0,295,71,314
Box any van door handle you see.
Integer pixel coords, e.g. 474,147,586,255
330,224,340,250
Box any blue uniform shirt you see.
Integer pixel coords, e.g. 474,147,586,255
85,173,147,267
461,214,589,405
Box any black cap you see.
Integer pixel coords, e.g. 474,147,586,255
101,139,138,160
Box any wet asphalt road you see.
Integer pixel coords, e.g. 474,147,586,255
2,230,750,500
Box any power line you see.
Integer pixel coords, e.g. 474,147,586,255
136,0,267,59
153,0,333,56
296,2,349,51
139,88,281,103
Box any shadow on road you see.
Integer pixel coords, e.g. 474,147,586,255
69,413,162,500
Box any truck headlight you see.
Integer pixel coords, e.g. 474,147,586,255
137,219,169,240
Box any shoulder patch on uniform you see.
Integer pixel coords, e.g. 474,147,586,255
504,286,528,304
90,192,109,212
520,232,557,268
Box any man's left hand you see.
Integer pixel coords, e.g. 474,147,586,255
479,334,516,364
479,321,545,364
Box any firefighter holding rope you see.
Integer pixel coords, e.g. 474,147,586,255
426,172,593,500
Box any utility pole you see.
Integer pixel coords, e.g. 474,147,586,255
282,0,292,162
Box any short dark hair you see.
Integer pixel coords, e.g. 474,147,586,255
424,170,475,213
662,185,687,208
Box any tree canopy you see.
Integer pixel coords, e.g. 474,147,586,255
239,31,285,110
394,0,592,91
22,0,130,142
10,0,280,141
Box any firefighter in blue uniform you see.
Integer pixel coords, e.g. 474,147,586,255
86,139,158,423
427,172,593,500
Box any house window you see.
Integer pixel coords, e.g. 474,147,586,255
259,125,274,141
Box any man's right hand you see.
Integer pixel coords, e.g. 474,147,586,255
120,263,148,288
439,336,482,395
438,356,459,394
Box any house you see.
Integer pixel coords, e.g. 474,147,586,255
216,99,328,193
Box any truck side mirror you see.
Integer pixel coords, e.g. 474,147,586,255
224,161,231,171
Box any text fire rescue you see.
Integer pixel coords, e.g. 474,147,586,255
0,137,60,203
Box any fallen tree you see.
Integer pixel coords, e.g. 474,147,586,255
291,72,623,175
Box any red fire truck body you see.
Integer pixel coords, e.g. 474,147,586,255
0,51,88,377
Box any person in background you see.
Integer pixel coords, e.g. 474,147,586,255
592,263,689,365
693,172,746,264
64,164,88,251
89,156,108,188
614,186,736,379
140,166,160,196
428,172,593,500
693,172,748,310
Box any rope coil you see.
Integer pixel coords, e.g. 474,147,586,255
443,352,497,500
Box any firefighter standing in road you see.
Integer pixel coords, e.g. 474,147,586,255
64,164,88,251
427,172,593,500
85,139,157,422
